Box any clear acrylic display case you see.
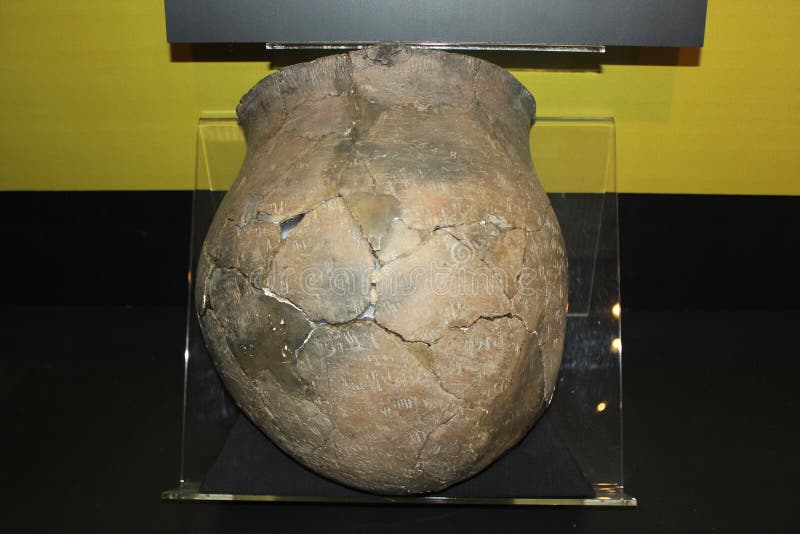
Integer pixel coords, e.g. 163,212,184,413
162,117,635,506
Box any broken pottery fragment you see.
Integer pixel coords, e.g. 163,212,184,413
196,43,568,495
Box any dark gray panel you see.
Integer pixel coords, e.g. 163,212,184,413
165,0,707,47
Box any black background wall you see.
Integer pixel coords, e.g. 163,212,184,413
2,191,796,308
2,191,798,533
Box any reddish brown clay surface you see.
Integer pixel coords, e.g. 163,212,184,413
196,44,567,495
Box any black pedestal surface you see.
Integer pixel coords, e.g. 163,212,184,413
3,307,799,533
201,412,593,498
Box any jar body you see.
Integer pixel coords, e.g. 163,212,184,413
196,44,567,494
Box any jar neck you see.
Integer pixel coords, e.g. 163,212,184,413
238,44,535,149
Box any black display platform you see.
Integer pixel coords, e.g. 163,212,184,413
4,306,800,532
4,191,800,531
201,412,593,499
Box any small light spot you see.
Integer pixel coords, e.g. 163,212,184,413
611,338,622,353
612,302,621,319
279,319,285,325
358,303,376,319
596,402,607,413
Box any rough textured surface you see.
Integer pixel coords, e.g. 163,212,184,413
196,44,568,495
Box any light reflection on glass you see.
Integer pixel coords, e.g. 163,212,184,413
612,302,621,319
596,402,607,413
611,338,622,353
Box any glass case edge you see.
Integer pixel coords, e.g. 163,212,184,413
161,484,637,507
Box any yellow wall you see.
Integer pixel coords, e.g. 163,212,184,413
1,1,798,194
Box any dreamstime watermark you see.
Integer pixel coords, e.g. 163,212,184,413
260,240,544,299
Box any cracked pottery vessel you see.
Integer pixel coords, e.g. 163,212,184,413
196,44,568,495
